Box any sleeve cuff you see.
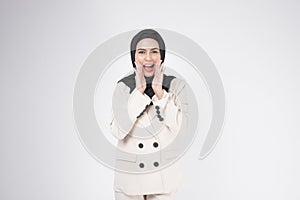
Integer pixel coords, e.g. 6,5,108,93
148,90,169,120
151,89,169,108
128,88,152,119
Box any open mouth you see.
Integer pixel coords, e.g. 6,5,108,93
143,64,154,72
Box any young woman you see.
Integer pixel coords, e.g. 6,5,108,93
110,29,188,200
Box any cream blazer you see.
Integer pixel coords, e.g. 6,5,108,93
110,78,189,195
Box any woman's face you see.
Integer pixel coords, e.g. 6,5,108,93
135,38,161,77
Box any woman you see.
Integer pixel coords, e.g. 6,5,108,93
110,29,189,200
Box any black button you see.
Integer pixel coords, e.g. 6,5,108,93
157,115,164,121
155,105,160,110
139,163,144,168
156,110,160,114
138,143,144,148
153,142,159,148
153,162,159,167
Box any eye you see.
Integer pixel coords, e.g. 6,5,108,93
152,50,159,53
138,51,145,54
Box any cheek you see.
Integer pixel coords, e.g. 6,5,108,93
135,53,144,62
153,54,161,62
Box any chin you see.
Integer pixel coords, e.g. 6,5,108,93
144,73,154,77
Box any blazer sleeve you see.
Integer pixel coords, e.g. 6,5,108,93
150,79,189,134
110,82,152,140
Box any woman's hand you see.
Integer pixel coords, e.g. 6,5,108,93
152,60,164,100
134,60,146,94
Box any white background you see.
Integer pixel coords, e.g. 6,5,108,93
0,0,299,199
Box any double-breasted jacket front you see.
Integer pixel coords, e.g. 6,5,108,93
110,75,189,195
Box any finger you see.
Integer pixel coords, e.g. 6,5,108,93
156,60,162,69
134,61,142,73
160,63,165,73
154,61,161,76
158,63,164,82
160,64,165,81
154,73,162,86
133,66,140,77
158,59,162,65
134,61,140,69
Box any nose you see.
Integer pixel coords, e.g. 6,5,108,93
145,51,151,61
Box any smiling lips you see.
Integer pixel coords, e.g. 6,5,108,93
143,64,154,72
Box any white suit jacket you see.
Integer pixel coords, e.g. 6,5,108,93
110,77,189,195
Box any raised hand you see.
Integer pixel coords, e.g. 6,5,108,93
134,60,146,93
152,60,164,100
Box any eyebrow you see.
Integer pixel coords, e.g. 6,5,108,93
137,48,159,51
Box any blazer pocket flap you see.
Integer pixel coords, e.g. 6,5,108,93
116,151,137,163
163,149,179,160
